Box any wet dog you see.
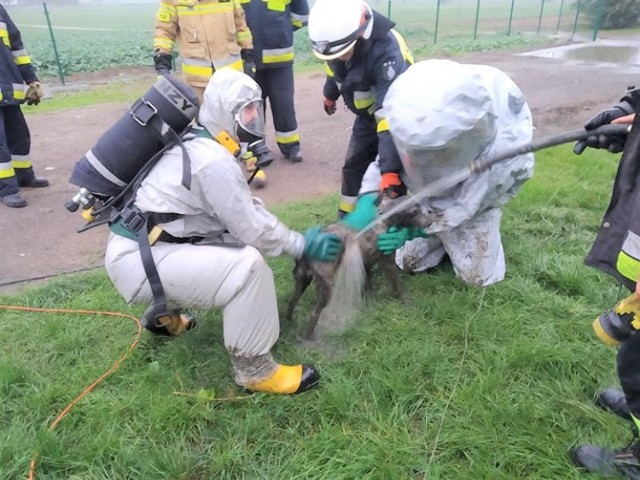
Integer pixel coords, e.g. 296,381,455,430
285,197,431,339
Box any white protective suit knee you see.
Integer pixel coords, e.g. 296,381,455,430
361,59,534,286
104,70,306,384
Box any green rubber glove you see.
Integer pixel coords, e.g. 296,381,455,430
341,192,379,231
302,226,342,262
377,226,427,255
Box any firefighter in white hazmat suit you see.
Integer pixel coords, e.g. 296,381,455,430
360,59,534,286
105,70,341,394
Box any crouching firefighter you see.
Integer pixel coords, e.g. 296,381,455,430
92,70,341,394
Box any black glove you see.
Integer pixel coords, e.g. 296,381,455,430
153,51,172,77
241,48,256,79
574,86,638,155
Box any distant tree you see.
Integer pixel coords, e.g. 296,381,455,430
574,0,640,29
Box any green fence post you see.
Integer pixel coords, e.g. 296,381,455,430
507,0,515,36
592,0,606,41
572,0,581,38
434,0,441,44
42,2,64,85
536,0,546,35
387,0,391,19
556,0,565,33
473,0,481,40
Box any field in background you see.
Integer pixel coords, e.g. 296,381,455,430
7,0,598,81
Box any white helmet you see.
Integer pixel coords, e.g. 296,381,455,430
308,0,371,61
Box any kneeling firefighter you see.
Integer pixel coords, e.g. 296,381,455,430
104,70,341,394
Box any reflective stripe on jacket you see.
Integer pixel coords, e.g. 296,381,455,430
153,0,252,87
239,0,308,69
0,5,37,106
585,107,640,292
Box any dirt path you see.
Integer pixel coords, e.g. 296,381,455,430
2,43,640,294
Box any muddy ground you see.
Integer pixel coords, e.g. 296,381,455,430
2,40,640,294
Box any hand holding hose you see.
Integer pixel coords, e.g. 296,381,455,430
574,106,636,155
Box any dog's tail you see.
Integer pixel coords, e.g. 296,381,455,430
318,239,366,335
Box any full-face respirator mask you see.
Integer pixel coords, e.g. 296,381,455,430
235,99,274,169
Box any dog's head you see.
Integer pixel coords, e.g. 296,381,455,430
377,195,433,230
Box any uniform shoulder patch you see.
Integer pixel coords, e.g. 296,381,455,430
382,60,397,81
508,92,525,115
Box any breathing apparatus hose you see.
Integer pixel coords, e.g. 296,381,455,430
357,124,632,238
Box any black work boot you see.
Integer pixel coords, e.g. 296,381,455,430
1,192,27,208
284,150,303,163
573,430,640,479
597,388,633,421
18,176,49,188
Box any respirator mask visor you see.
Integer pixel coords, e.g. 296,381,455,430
235,99,265,144
235,99,273,168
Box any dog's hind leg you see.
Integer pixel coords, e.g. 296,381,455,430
378,255,402,298
285,262,313,322
304,279,332,339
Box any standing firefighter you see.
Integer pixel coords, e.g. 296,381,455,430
570,88,640,479
0,5,47,208
152,0,270,187
152,0,255,103
104,70,342,395
240,0,309,163
307,0,413,217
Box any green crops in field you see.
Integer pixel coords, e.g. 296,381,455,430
10,2,569,80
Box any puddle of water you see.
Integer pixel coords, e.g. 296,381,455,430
520,40,640,67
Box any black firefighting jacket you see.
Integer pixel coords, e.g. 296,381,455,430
322,10,413,175
0,5,37,106
585,96,640,291
240,0,309,70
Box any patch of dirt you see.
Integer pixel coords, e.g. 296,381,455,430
2,42,640,294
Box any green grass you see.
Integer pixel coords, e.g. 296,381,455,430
0,144,633,479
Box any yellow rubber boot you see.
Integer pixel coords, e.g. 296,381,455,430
244,364,320,395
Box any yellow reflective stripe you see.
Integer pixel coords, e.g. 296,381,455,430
238,0,250,3
12,160,32,169
14,54,31,66
236,31,252,43
617,250,640,283
182,63,213,77
176,3,233,14
339,199,356,212
263,52,294,64
215,59,243,71
153,37,174,50
291,19,303,28
0,163,15,179
391,29,414,64
263,52,294,63
276,132,300,144
0,27,8,46
354,97,375,110
376,118,389,133
325,63,334,77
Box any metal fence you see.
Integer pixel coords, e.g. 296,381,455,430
361,0,611,43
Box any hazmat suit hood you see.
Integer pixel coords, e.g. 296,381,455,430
382,59,498,191
198,69,265,143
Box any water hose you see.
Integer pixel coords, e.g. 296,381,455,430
358,124,632,237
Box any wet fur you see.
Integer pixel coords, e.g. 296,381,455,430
285,197,431,339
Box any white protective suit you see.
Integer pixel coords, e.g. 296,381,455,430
361,59,534,286
105,70,306,384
